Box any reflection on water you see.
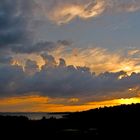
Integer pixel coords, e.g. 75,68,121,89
60,128,99,135
0,112,66,120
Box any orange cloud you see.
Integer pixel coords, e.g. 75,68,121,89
12,53,45,70
49,46,140,75
37,0,106,25
0,95,48,106
12,46,140,75
34,0,140,24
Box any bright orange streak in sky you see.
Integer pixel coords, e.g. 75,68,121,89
0,96,140,112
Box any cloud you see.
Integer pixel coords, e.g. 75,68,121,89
0,57,140,103
9,44,140,77
10,40,71,54
0,64,26,97
49,46,140,74
24,59,39,75
5,39,140,76
45,0,106,25
34,0,140,24
0,0,39,63
41,53,57,68
0,54,13,65
0,0,34,46
112,0,140,12
36,0,107,25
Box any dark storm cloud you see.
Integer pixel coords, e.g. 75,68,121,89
0,0,39,66
41,53,57,67
24,59,39,75
0,0,71,67
0,0,33,46
0,58,140,101
0,64,26,97
0,0,71,54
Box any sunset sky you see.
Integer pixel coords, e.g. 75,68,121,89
0,0,140,112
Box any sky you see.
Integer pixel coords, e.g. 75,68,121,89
0,0,140,112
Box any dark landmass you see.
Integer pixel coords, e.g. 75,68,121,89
48,112,70,114
0,103,140,139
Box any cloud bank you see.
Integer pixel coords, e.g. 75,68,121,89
0,56,140,103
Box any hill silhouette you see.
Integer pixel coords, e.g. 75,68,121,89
0,103,140,139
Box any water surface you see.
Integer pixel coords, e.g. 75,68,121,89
0,112,67,120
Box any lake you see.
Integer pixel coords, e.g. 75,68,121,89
0,112,67,120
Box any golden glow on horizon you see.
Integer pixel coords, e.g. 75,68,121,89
0,96,49,106
118,98,140,105
0,96,140,112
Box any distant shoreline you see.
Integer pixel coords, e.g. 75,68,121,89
0,112,68,120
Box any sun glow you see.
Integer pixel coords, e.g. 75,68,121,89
118,98,140,105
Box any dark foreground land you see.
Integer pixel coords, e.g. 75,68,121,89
0,104,140,139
